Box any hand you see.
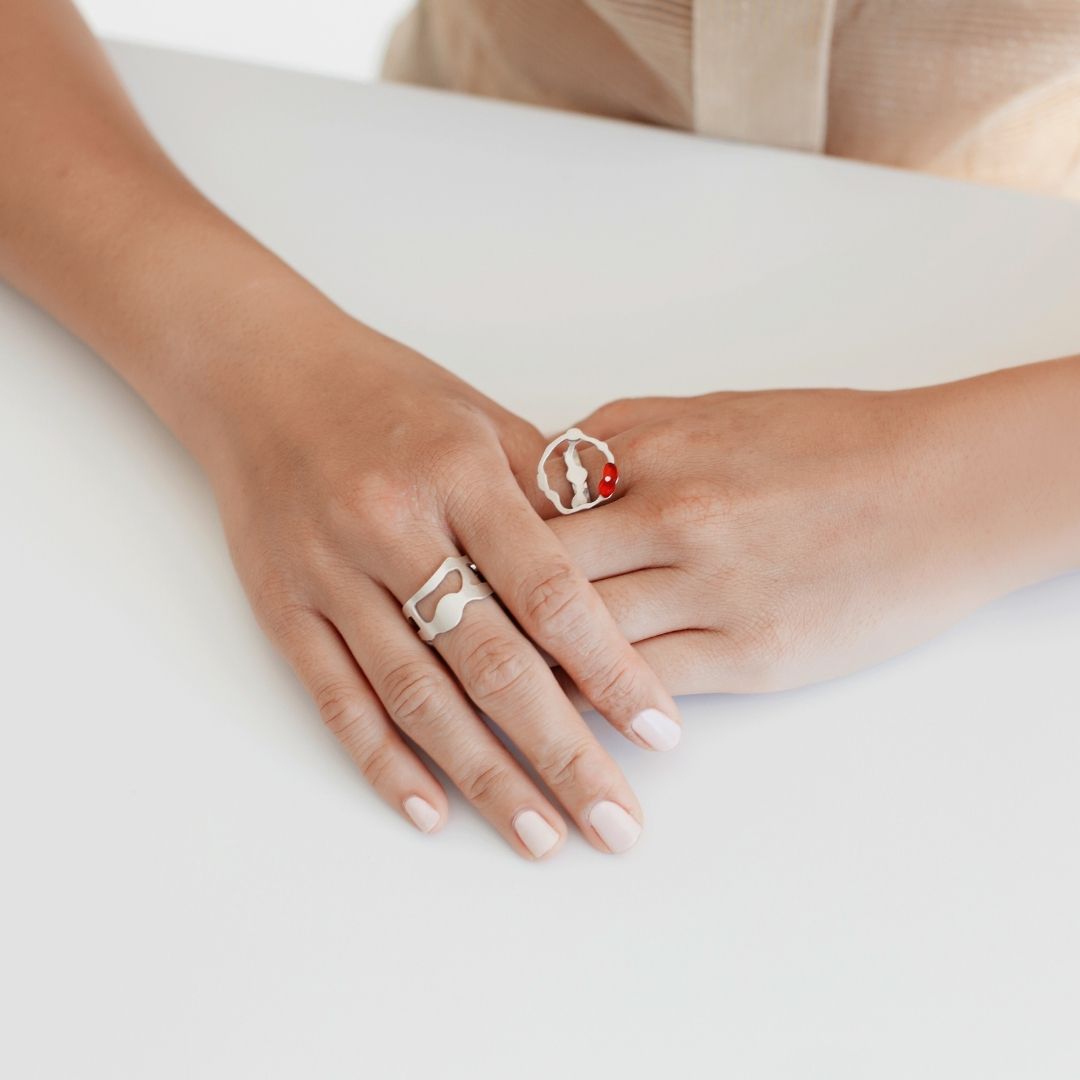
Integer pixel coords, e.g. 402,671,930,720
549,364,1080,695
204,317,681,858
0,0,681,860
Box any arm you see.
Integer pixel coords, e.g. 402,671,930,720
0,1,682,858
549,357,1080,694
0,0,320,465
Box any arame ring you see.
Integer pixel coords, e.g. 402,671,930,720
536,427,618,515
402,554,494,643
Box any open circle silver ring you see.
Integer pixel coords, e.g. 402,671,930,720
536,427,618,515
402,555,494,643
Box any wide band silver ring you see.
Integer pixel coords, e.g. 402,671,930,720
536,427,619,515
402,555,494,643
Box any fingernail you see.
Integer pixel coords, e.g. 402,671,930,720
404,795,440,833
513,810,560,859
588,800,643,853
630,708,681,751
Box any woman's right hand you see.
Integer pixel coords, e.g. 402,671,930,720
197,314,682,859
0,0,681,860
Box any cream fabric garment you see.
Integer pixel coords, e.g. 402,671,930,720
382,0,1080,198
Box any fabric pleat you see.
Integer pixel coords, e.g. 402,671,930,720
381,0,1080,197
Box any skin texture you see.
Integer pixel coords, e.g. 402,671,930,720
207,324,685,858
2,3,1078,858
551,363,1080,695
0,0,682,859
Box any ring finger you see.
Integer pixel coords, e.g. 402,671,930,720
381,535,647,854
327,575,570,861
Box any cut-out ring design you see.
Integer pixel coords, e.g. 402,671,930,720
402,555,494,643
536,427,619,515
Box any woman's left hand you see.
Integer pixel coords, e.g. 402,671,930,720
548,363,1080,695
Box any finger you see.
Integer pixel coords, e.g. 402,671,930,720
328,576,569,861
274,608,449,836
547,494,661,579
633,629,751,696
501,425,562,521
545,573,706,699
455,481,684,757
592,568,698,641
376,533,647,854
572,396,693,441
430,577,648,854
536,430,641,502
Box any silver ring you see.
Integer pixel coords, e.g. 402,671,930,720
536,427,619,515
402,555,494,643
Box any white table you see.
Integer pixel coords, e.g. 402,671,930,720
2,42,1079,1080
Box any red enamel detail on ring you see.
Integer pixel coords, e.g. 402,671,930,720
598,462,618,499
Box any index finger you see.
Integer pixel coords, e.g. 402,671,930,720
450,480,683,753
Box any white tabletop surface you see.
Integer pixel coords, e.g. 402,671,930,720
2,42,1079,1080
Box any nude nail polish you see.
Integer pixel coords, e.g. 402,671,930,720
404,795,440,833
631,708,681,751
513,810,560,858
589,800,643,853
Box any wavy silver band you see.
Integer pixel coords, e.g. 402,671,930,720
402,555,494,643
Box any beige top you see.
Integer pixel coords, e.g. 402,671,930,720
383,0,1080,199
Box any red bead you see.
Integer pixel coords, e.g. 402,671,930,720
598,462,618,498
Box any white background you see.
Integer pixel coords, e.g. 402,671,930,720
77,0,411,81
2,41,1079,1078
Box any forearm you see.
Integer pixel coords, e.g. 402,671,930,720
906,355,1080,597
0,0,356,465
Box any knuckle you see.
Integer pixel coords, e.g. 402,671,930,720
460,760,510,808
536,737,602,794
313,680,398,787
621,423,661,465
380,660,448,731
431,430,486,476
579,656,640,717
517,560,590,641
591,397,636,428
260,598,313,643
458,633,534,706
314,678,362,736
428,414,495,477
354,739,398,790
430,441,494,518
248,565,312,642
332,471,415,538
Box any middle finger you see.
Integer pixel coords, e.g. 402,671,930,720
384,534,647,855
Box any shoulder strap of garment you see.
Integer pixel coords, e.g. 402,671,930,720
693,0,838,151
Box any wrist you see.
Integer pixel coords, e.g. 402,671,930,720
152,279,380,478
896,359,1080,599
84,200,372,471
